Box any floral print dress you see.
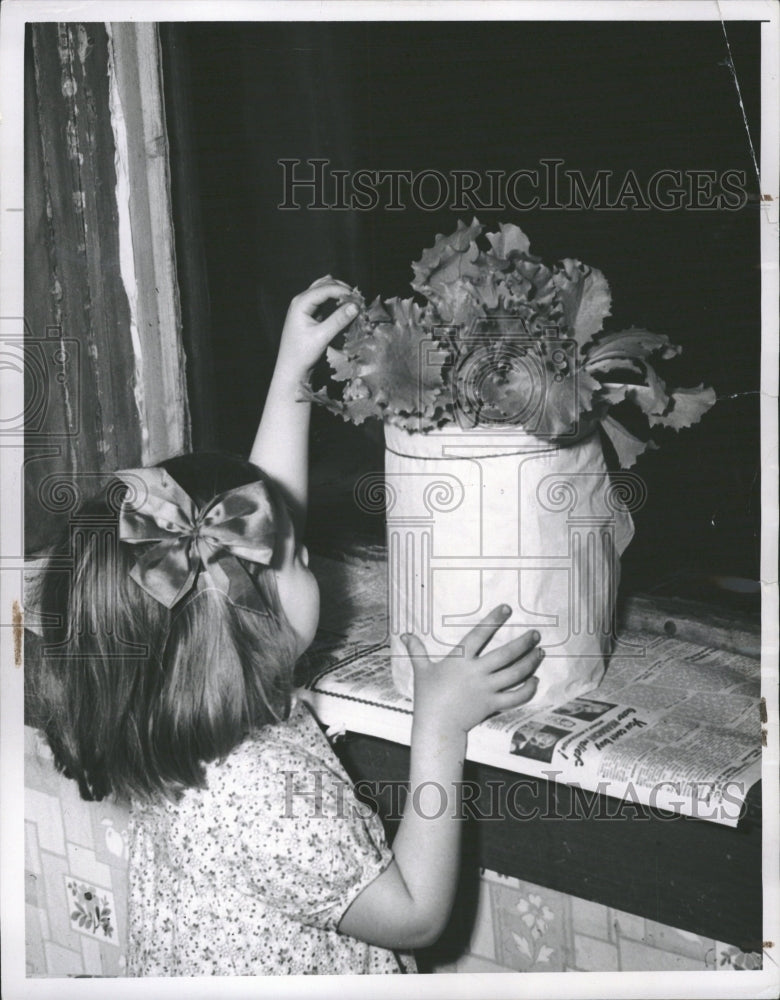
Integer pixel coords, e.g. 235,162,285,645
127,700,416,975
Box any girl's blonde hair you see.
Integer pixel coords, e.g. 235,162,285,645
30,453,300,802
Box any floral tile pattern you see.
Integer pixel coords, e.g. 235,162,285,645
430,868,761,975
713,942,763,971
64,877,116,942
489,881,566,972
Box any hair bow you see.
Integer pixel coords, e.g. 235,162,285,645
115,467,277,610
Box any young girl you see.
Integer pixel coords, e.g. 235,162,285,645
33,278,543,976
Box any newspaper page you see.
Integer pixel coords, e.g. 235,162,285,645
302,624,761,829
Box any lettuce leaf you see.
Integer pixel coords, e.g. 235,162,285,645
484,222,532,262
648,384,717,430
455,356,603,440
551,259,612,350
305,224,716,464
411,217,484,291
583,328,680,368
309,297,446,429
600,415,658,469
411,218,485,324
356,298,444,413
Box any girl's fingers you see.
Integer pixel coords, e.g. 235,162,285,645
493,676,539,711
482,630,541,673
401,632,430,671
308,275,350,292
297,280,353,311
461,604,513,659
313,301,360,343
490,647,545,691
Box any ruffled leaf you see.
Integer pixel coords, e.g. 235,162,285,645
331,297,446,419
532,368,604,440
340,394,383,425
598,383,631,406
411,217,484,290
411,218,485,323
585,356,645,379
598,367,670,418
485,222,531,262
297,380,381,426
370,299,445,411
384,407,449,433
325,345,358,383
648,384,717,429
600,415,658,468
467,270,502,312
492,258,562,333
297,380,344,413
442,282,487,328
364,294,393,324
584,328,680,368
552,259,612,349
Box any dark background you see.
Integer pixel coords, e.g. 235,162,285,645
161,20,762,607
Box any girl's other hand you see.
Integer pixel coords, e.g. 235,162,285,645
276,276,359,381
401,606,543,737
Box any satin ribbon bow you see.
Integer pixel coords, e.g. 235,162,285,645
115,467,277,610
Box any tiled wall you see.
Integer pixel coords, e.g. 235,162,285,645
24,724,760,977
429,869,762,974
25,726,129,976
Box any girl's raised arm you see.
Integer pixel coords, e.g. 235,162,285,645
249,278,357,530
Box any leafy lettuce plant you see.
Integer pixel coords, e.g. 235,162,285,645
301,219,716,467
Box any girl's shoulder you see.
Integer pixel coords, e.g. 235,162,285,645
215,698,341,783
200,699,353,828
130,700,340,823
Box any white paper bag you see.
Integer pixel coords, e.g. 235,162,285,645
384,423,636,708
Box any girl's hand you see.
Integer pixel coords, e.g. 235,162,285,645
401,605,543,737
276,276,359,382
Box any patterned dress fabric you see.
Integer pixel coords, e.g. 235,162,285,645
127,700,415,975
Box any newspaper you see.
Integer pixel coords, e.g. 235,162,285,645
300,561,761,828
